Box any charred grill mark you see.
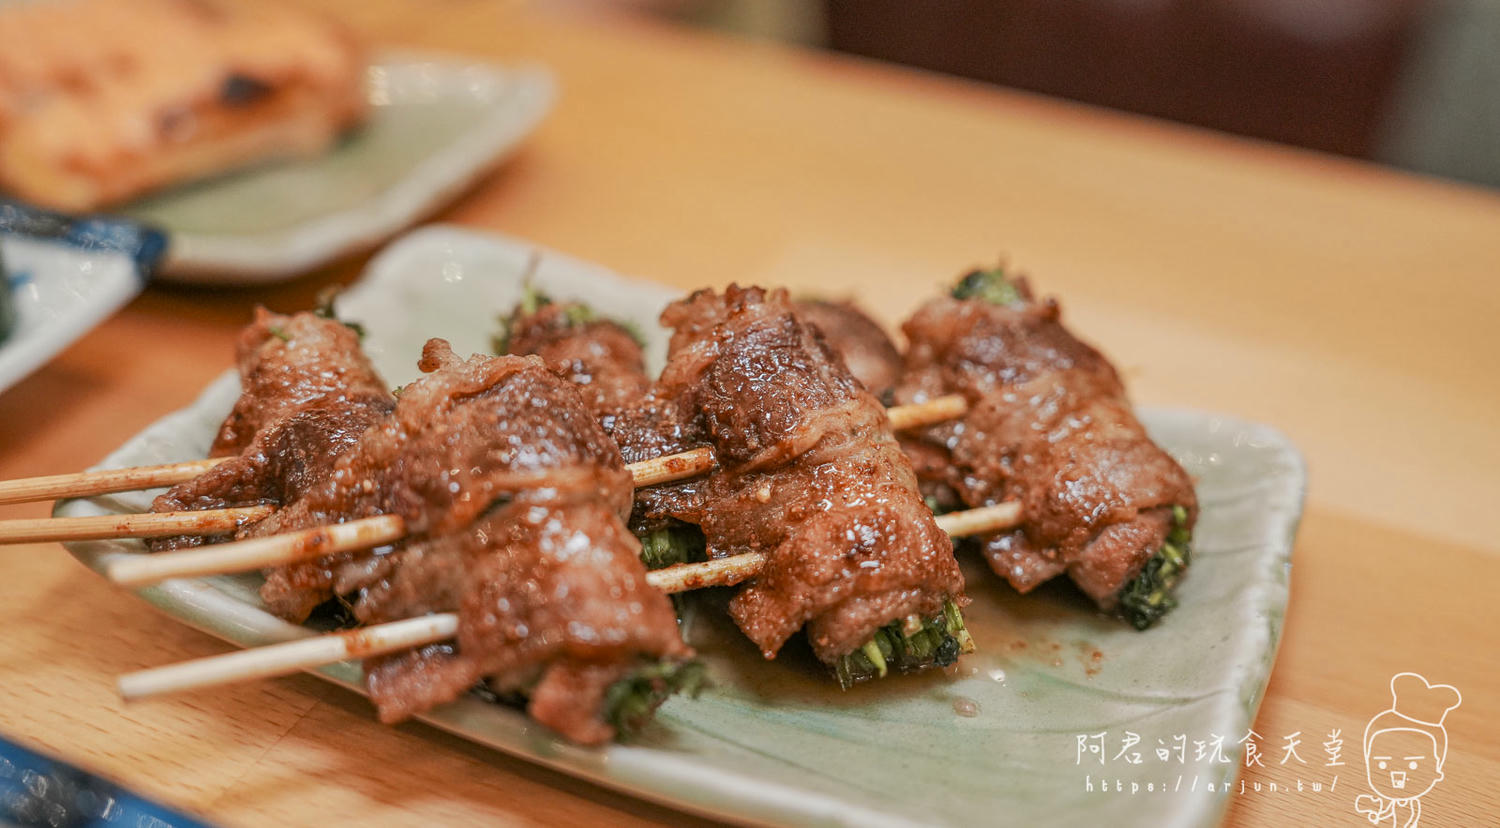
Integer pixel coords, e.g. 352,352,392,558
220,73,272,106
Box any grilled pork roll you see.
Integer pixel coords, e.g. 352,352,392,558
500,297,652,421
336,341,695,743
895,268,1198,628
247,342,628,618
505,288,972,682
657,286,969,683
501,295,709,568
148,308,393,553
792,299,902,398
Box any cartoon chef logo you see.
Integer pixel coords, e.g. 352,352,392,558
1353,672,1462,827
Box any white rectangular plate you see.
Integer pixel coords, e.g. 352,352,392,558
118,54,553,284
58,226,1304,827
0,209,165,394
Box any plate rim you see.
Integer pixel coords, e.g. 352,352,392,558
0,212,163,392
146,52,556,284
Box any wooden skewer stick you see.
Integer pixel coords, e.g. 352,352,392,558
888,394,968,431
110,491,1017,700
0,506,274,546
8,443,705,548
0,458,231,506
0,395,968,507
13,437,706,547
106,515,408,588
628,446,715,488
109,497,1024,590
934,501,1022,537
117,614,460,701
11,396,972,549
110,393,1000,700
645,551,767,593
114,523,773,594
115,495,1022,700
8,446,712,548
118,549,776,700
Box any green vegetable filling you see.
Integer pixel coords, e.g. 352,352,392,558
951,266,1024,306
951,267,1192,630
492,288,647,356
604,659,709,738
1116,505,1193,630
922,494,955,516
637,524,707,570
832,599,974,688
490,286,550,354
0,248,14,345
313,287,367,340
471,657,708,741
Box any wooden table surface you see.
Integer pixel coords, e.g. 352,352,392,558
1,2,1497,825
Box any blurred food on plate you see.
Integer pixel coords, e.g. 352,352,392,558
0,0,367,212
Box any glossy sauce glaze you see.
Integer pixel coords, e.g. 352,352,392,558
149,309,393,557
501,298,708,539
223,338,691,743
791,298,903,398
896,276,1198,610
657,286,965,664
248,342,632,621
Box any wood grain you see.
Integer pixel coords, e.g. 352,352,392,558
0,2,1496,825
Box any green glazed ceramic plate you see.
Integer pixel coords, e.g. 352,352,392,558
59,226,1304,827
119,55,553,283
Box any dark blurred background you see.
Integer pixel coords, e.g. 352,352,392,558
584,0,1500,190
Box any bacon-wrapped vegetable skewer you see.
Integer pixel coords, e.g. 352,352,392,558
896,268,1199,628
506,286,973,686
